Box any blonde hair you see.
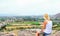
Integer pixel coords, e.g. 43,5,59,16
44,13,50,20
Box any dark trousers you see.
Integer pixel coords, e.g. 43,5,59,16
43,32,51,36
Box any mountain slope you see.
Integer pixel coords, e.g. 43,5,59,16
54,13,60,18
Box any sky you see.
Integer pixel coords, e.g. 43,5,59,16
0,0,60,16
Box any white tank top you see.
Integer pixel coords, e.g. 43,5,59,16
44,21,52,33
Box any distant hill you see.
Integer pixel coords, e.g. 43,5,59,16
54,13,60,18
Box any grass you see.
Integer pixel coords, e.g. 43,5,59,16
52,23,60,31
4,21,41,31
8,21,40,26
1,21,60,31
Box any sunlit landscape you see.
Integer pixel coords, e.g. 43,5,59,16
0,0,60,36
0,13,60,36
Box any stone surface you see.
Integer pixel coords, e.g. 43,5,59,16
0,29,60,36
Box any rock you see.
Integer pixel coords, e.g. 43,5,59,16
54,31,60,36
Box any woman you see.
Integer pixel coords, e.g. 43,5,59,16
36,13,52,36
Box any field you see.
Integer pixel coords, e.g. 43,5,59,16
6,21,40,31
0,18,60,36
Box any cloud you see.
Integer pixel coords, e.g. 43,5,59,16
0,0,60,16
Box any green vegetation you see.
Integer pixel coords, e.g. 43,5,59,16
53,22,60,30
0,21,57,31
0,16,60,31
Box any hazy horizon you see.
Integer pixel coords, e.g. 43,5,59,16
0,0,60,16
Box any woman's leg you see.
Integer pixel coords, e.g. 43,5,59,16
36,32,39,36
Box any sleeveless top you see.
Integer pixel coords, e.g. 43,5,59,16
44,21,52,33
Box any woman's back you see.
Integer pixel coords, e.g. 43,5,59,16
44,21,52,33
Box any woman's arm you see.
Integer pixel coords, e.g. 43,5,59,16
41,20,47,32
